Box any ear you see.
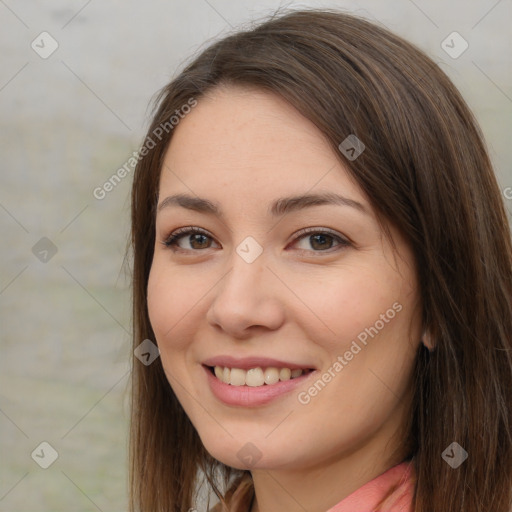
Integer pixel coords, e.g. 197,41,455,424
421,329,435,351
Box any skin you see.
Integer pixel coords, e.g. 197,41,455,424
147,85,423,512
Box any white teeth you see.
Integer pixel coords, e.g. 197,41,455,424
279,368,291,381
230,368,246,386
213,366,308,386
264,367,280,385
246,368,264,387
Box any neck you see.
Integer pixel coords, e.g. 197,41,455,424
248,430,409,512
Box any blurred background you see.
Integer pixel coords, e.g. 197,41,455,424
1,0,510,510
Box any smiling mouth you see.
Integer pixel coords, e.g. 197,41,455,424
206,365,315,387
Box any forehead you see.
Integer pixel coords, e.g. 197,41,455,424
159,85,366,206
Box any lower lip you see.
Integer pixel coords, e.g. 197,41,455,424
203,365,316,407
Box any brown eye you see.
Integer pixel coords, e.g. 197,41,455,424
163,227,218,251
292,228,350,253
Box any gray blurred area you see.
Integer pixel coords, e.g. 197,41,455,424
1,0,510,510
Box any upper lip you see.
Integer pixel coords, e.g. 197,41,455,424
202,355,316,370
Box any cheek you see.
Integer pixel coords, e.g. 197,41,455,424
293,263,406,347
147,262,196,352
146,263,202,412
307,269,419,415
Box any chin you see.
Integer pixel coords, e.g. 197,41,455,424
198,430,300,471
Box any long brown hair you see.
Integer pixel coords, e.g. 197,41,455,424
129,8,512,512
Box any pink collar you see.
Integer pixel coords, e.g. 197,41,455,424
326,460,415,512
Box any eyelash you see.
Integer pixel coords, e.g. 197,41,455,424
160,226,351,255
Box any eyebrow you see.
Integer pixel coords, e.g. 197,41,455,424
157,192,368,217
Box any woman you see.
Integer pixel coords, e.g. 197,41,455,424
128,8,512,512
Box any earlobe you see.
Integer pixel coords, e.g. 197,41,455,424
421,330,435,351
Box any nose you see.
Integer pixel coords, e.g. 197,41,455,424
206,251,285,338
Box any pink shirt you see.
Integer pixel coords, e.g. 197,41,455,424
326,460,415,512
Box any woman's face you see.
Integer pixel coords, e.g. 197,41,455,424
147,85,422,472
